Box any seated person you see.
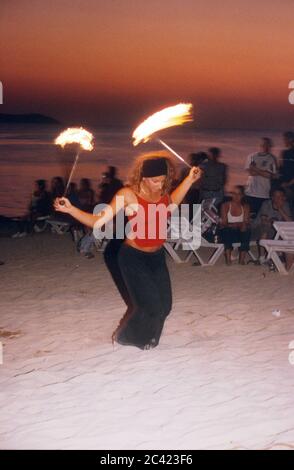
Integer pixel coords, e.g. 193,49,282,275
30,179,51,217
219,185,251,265
252,188,292,240
252,187,293,270
13,179,51,237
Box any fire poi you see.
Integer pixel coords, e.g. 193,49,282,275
132,103,193,168
54,127,94,201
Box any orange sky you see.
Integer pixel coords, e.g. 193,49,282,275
1,0,293,128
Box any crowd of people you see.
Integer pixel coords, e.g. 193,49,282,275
11,166,123,239
181,131,294,268
8,130,294,269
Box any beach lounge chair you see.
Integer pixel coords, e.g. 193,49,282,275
164,199,225,265
164,198,258,265
33,215,51,233
47,217,84,244
47,218,71,235
259,221,294,274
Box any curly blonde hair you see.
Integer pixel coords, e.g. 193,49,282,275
127,150,177,195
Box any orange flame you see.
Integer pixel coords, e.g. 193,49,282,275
54,127,94,151
132,103,193,146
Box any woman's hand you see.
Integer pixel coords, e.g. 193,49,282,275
187,166,202,184
54,197,73,214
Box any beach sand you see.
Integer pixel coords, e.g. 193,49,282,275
1,232,294,450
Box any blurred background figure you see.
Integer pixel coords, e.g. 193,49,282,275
219,185,251,265
279,131,294,214
78,178,95,211
67,182,80,207
177,152,207,220
244,137,277,218
78,166,123,259
50,176,65,202
12,179,51,237
199,147,227,208
97,166,123,204
252,187,293,267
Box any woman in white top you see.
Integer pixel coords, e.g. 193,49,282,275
220,185,251,265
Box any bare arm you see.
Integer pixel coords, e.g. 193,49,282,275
220,202,229,227
278,206,292,222
247,165,273,179
170,166,202,206
241,204,251,230
54,188,131,229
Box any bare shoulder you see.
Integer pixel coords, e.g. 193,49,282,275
115,186,137,205
221,201,229,211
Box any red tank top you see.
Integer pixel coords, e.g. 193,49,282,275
127,193,171,247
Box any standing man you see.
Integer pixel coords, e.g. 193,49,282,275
199,147,227,208
245,137,277,217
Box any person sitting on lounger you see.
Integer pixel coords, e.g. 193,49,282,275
252,187,294,269
12,179,51,237
219,185,251,265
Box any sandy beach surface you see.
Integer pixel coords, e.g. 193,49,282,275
1,232,294,450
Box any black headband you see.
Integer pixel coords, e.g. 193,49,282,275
141,158,168,177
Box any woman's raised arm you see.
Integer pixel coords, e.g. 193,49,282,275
54,187,131,229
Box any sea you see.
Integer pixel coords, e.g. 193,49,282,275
0,124,285,217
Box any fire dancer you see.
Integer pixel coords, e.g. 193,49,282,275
54,152,201,349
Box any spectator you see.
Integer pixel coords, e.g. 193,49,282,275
252,188,293,268
245,137,277,217
199,147,227,208
78,178,95,211
279,131,294,212
12,179,51,237
219,185,251,265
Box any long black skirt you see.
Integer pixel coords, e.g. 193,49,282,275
114,243,172,350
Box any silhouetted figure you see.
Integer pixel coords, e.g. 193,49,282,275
78,168,124,258
12,179,51,237
30,179,51,217
50,176,65,201
168,154,204,220
98,166,123,204
67,182,81,208
78,178,95,211
200,147,227,208
279,131,294,212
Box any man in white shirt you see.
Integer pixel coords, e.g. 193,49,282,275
245,137,277,217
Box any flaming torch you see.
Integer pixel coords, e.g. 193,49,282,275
132,103,193,168
54,127,94,200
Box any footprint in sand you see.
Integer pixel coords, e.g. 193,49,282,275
0,329,22,339
34,350,52,357
288,340,294,365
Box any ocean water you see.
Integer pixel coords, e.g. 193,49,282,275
0,124,285,217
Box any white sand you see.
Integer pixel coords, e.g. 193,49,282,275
1,233,294,450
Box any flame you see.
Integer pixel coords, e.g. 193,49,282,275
54,127,94,151
132,103,193,146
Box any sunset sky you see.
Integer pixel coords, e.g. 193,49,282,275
1,0,293,128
